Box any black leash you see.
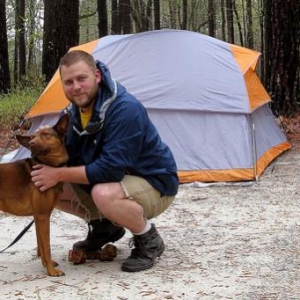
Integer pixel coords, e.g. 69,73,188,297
0,220,34,253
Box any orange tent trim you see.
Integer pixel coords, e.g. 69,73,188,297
178,141,291,183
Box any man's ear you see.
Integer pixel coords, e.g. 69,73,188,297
95,69,102,84
16,135,32,149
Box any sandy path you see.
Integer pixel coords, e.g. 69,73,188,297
1,138,300,299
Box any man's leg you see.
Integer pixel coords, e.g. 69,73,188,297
91,175,175,272
57,183,125,252
56,183,87,219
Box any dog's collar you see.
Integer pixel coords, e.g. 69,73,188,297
26,157,67,168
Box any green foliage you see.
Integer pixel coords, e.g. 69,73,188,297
0,87,42,129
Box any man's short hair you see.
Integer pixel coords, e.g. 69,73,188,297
59,50,97,72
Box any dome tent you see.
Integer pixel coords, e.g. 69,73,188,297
13,29,291,183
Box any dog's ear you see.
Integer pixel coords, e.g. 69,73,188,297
16,135,32,149
53,114,69,138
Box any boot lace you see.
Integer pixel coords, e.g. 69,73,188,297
128,236,150,258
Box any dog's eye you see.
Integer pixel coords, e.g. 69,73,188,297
42,133,53,139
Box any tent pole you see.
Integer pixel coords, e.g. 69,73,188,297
249,114,259,181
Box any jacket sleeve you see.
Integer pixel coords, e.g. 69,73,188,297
85,99,147,184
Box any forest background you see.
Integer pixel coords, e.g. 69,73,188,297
0,0,299,121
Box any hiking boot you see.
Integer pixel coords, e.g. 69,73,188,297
121,224,165,272
73,218,125,252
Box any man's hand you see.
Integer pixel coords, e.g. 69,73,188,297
31,164,58,192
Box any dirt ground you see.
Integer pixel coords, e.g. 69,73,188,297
1,121,300,299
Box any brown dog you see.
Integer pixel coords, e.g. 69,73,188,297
0,114,69,276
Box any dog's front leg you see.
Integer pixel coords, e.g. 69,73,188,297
34,214,65,276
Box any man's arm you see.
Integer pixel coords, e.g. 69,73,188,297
31,164,89,192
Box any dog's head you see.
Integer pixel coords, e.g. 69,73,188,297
16,114,69,167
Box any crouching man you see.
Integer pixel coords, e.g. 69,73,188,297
31,50,179,272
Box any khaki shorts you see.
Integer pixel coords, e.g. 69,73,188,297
69,175,175,221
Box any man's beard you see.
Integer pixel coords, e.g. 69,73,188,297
79,97,95,109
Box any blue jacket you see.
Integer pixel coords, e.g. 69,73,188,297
64,60,179,196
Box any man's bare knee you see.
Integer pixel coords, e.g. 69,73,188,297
92,183,125,200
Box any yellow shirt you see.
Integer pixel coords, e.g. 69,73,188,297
80,108,93,129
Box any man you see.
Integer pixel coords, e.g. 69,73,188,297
31,50,179,272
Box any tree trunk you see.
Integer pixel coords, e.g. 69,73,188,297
208,0,215,37
145,0,152,31
258,0,264,79
182,0,188,30
98,0,108,37
169,0,177,29
14,0,20,84
27,0,36,74
246,0,253,48
111,0,120,34
233,0,243,45
226,0,234,43
42,0,79,82
221,0,226,40
18,0,26,80
263,0,271,87
266,0,300,117
132,0,151,32
0,0,11,93
120,0,132,33
154,0,160,30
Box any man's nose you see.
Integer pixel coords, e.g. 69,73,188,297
73,80,81,89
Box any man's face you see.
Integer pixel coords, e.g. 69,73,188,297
60,61,101,111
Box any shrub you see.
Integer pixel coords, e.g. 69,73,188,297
0,87,42,129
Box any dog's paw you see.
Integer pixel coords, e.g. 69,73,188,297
47,268,65,277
